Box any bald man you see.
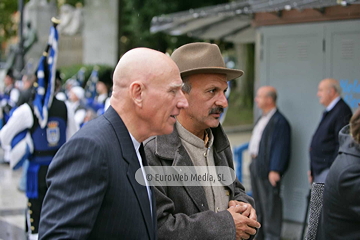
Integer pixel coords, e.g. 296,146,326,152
248,86,291,240
309,78,352,183
38,48,188,240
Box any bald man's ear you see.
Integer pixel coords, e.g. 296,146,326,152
129,82,144,107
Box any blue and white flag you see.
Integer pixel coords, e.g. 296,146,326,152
33,23,59,129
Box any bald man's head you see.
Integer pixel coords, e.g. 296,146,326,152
262,86,277,103
321,78,341,95
317,78,341,107
112,48,179,97
109,47,188,142
255,86,277,112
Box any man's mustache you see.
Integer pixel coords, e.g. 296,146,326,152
209,107,224,115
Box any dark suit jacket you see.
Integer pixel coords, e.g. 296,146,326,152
310,98,352,176
144,125,255,240
39,106,157,240
254,109,291,179
316,125,360,240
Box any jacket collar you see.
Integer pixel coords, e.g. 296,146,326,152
151,122,233,212
103,106,135,162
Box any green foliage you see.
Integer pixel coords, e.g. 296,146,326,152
59,64,113,87
63,0,84,7
239,43,255,108
0,0,20,47
223,89,254,126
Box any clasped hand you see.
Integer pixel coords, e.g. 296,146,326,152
227,200,261,240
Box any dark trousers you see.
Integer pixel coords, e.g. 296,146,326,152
250,160,282,240
27,165,49,235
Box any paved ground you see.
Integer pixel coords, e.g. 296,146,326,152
0,129,305,240
0,160,27,240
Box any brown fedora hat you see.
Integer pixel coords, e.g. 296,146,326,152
171,42,243,81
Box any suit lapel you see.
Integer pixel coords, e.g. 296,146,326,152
126,160,154,239
104,107,154,239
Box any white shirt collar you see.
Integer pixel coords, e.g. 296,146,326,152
129,133,141,152
263,107,277,118
326,96,340,112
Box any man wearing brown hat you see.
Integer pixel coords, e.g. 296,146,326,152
144,42,260,240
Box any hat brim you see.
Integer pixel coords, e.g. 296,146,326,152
180,67,243,81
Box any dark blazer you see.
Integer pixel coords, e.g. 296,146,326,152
144,124,255,240
316,125,360,240
254,109,291,179
310,98,352,176
39,106,157,240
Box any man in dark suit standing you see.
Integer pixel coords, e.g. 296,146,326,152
309,78,352,183
249,86,291,240
38,48,188,240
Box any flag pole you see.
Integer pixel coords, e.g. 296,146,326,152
42,18,61,56
18,0,25,77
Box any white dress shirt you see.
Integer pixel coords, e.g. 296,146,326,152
326,96,340,112
249,108,277,157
